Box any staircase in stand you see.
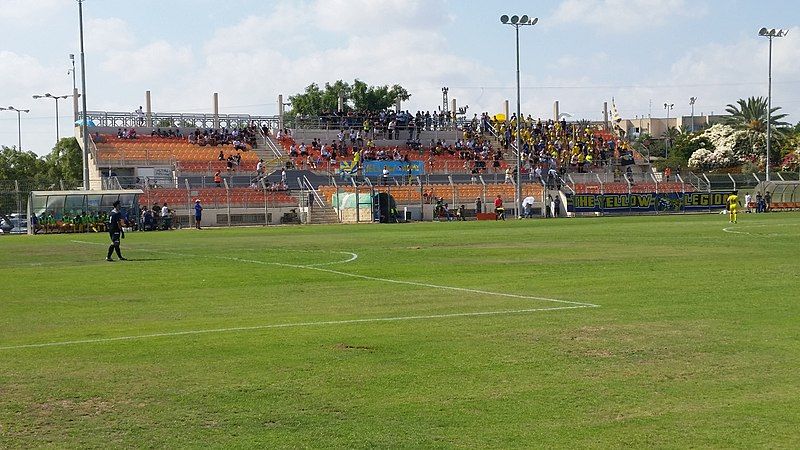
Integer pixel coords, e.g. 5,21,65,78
291,190,341,225
308,205,341,224
255,132,288,174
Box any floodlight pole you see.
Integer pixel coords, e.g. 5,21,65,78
1,107,30,152
759,27,788,182
501,14,538,219
766,35,773,182
69,54,79,122
663,103,673,158
689,97,696,133
78,0,90,190
33,94,72,143
514,24,522,219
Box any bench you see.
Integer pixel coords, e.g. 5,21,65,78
476,212,498,220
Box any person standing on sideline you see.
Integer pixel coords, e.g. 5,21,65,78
494,195,505,220
553,194,562,218
106,200,127,261
475,197,483,214
545,194,553,218
744,192,752,213
727,190,741,224
194,199,203,229
161,203,170,230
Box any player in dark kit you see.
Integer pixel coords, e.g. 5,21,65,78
106,200,127,262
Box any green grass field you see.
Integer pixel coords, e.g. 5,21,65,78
1,213,799,448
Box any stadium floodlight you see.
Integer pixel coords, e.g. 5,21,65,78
0,106,30,151
758,26,789,181
663,103,674,158
78,0,90,189
33,92,74,143
500,14,539,218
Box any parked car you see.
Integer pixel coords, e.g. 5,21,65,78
0,214,26,234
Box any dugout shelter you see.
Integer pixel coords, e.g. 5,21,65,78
27,189,143,235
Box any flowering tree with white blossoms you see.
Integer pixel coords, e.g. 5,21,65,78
687,124,751,170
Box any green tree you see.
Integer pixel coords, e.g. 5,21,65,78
661,132,712,169
0,146,47,181
287,79,410,117
723,96,790,165
42,138,83,186
0,138,82,185
724,96,789,135
288,81,350,117
350,79,410,112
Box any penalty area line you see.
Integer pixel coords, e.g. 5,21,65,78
0,305,595,351
70,240,598,308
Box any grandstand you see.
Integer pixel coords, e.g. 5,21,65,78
67,105,740,226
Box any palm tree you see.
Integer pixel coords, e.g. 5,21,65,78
661,126,682,158
724,96,789,140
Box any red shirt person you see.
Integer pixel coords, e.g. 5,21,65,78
494,195,505,220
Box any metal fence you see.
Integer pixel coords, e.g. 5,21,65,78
285,114,465,132
85,111,280,130
313,176,548,222
701,171,800,191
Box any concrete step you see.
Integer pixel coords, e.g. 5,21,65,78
309,207,340,224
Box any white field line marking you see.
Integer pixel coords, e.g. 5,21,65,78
4,239,601,351
70,239,597,308
304,251,358,266
0,305,592,351
722,223,792,237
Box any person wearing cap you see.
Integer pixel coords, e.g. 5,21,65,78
194,199,203,229
106,200,127,262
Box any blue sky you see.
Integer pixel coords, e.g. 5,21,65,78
1,0,799,156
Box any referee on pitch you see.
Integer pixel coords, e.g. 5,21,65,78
106,200,128,262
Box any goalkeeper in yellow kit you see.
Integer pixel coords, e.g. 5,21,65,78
727,191,742,223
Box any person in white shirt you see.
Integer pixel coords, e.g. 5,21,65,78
160,203,171,230
135,106,144,125
744,193,752,213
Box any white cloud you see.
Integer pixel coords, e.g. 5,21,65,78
203,4,312,55
0,0,65,20
0,51,62,110
312,0,453,33
180,8,487,116
100,41,194,83
85,18,136,54
550,0,702,32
